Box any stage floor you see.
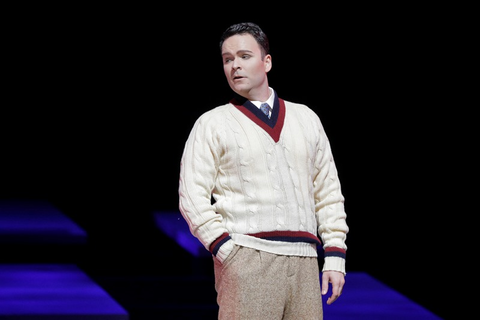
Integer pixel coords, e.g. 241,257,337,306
0,263,129,320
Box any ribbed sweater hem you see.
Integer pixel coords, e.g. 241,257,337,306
231,233,318,257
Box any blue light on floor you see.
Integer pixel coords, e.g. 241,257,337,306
0,264,128,319
321,271,443,319
153,210,210,257
0,199,87,244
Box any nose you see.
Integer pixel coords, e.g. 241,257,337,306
231,59,241,70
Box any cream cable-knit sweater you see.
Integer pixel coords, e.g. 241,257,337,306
178,93,348,274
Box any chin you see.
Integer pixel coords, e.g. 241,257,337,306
232,86,249,97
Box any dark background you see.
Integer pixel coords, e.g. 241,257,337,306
3,3,468,319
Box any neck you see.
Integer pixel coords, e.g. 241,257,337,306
238,85,271,102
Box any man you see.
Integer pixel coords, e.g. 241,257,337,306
178,22,348,319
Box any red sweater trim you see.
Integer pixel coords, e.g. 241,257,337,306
234,99,285,142
247,230,322,246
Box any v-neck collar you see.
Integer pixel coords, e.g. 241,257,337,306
231,92,285,142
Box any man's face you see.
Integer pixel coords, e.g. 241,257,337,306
221,34,271,101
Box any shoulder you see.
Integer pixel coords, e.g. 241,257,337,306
282,99,321,121
283,99,317,113
282,99,328,136
188,103,237,140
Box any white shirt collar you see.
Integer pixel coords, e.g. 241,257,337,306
251,87,274,110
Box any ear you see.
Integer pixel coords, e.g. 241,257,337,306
264,54,272,72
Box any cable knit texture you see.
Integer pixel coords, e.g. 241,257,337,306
178,94,348,274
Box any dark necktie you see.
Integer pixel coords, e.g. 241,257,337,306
260,103,271,118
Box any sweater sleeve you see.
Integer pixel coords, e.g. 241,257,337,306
311,112,349,274
178,109,234,263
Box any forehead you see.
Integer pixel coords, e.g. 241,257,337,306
221,34,260,55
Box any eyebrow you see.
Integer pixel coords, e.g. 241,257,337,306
222,49,254,57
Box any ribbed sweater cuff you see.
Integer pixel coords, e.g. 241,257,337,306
215,239,235,263
322,256,346,275
209,233,231,256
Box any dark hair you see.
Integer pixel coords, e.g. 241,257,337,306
219,22,270,58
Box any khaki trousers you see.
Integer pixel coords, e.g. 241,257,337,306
213,245,323,320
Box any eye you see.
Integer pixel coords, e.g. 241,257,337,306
241,54,251,59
